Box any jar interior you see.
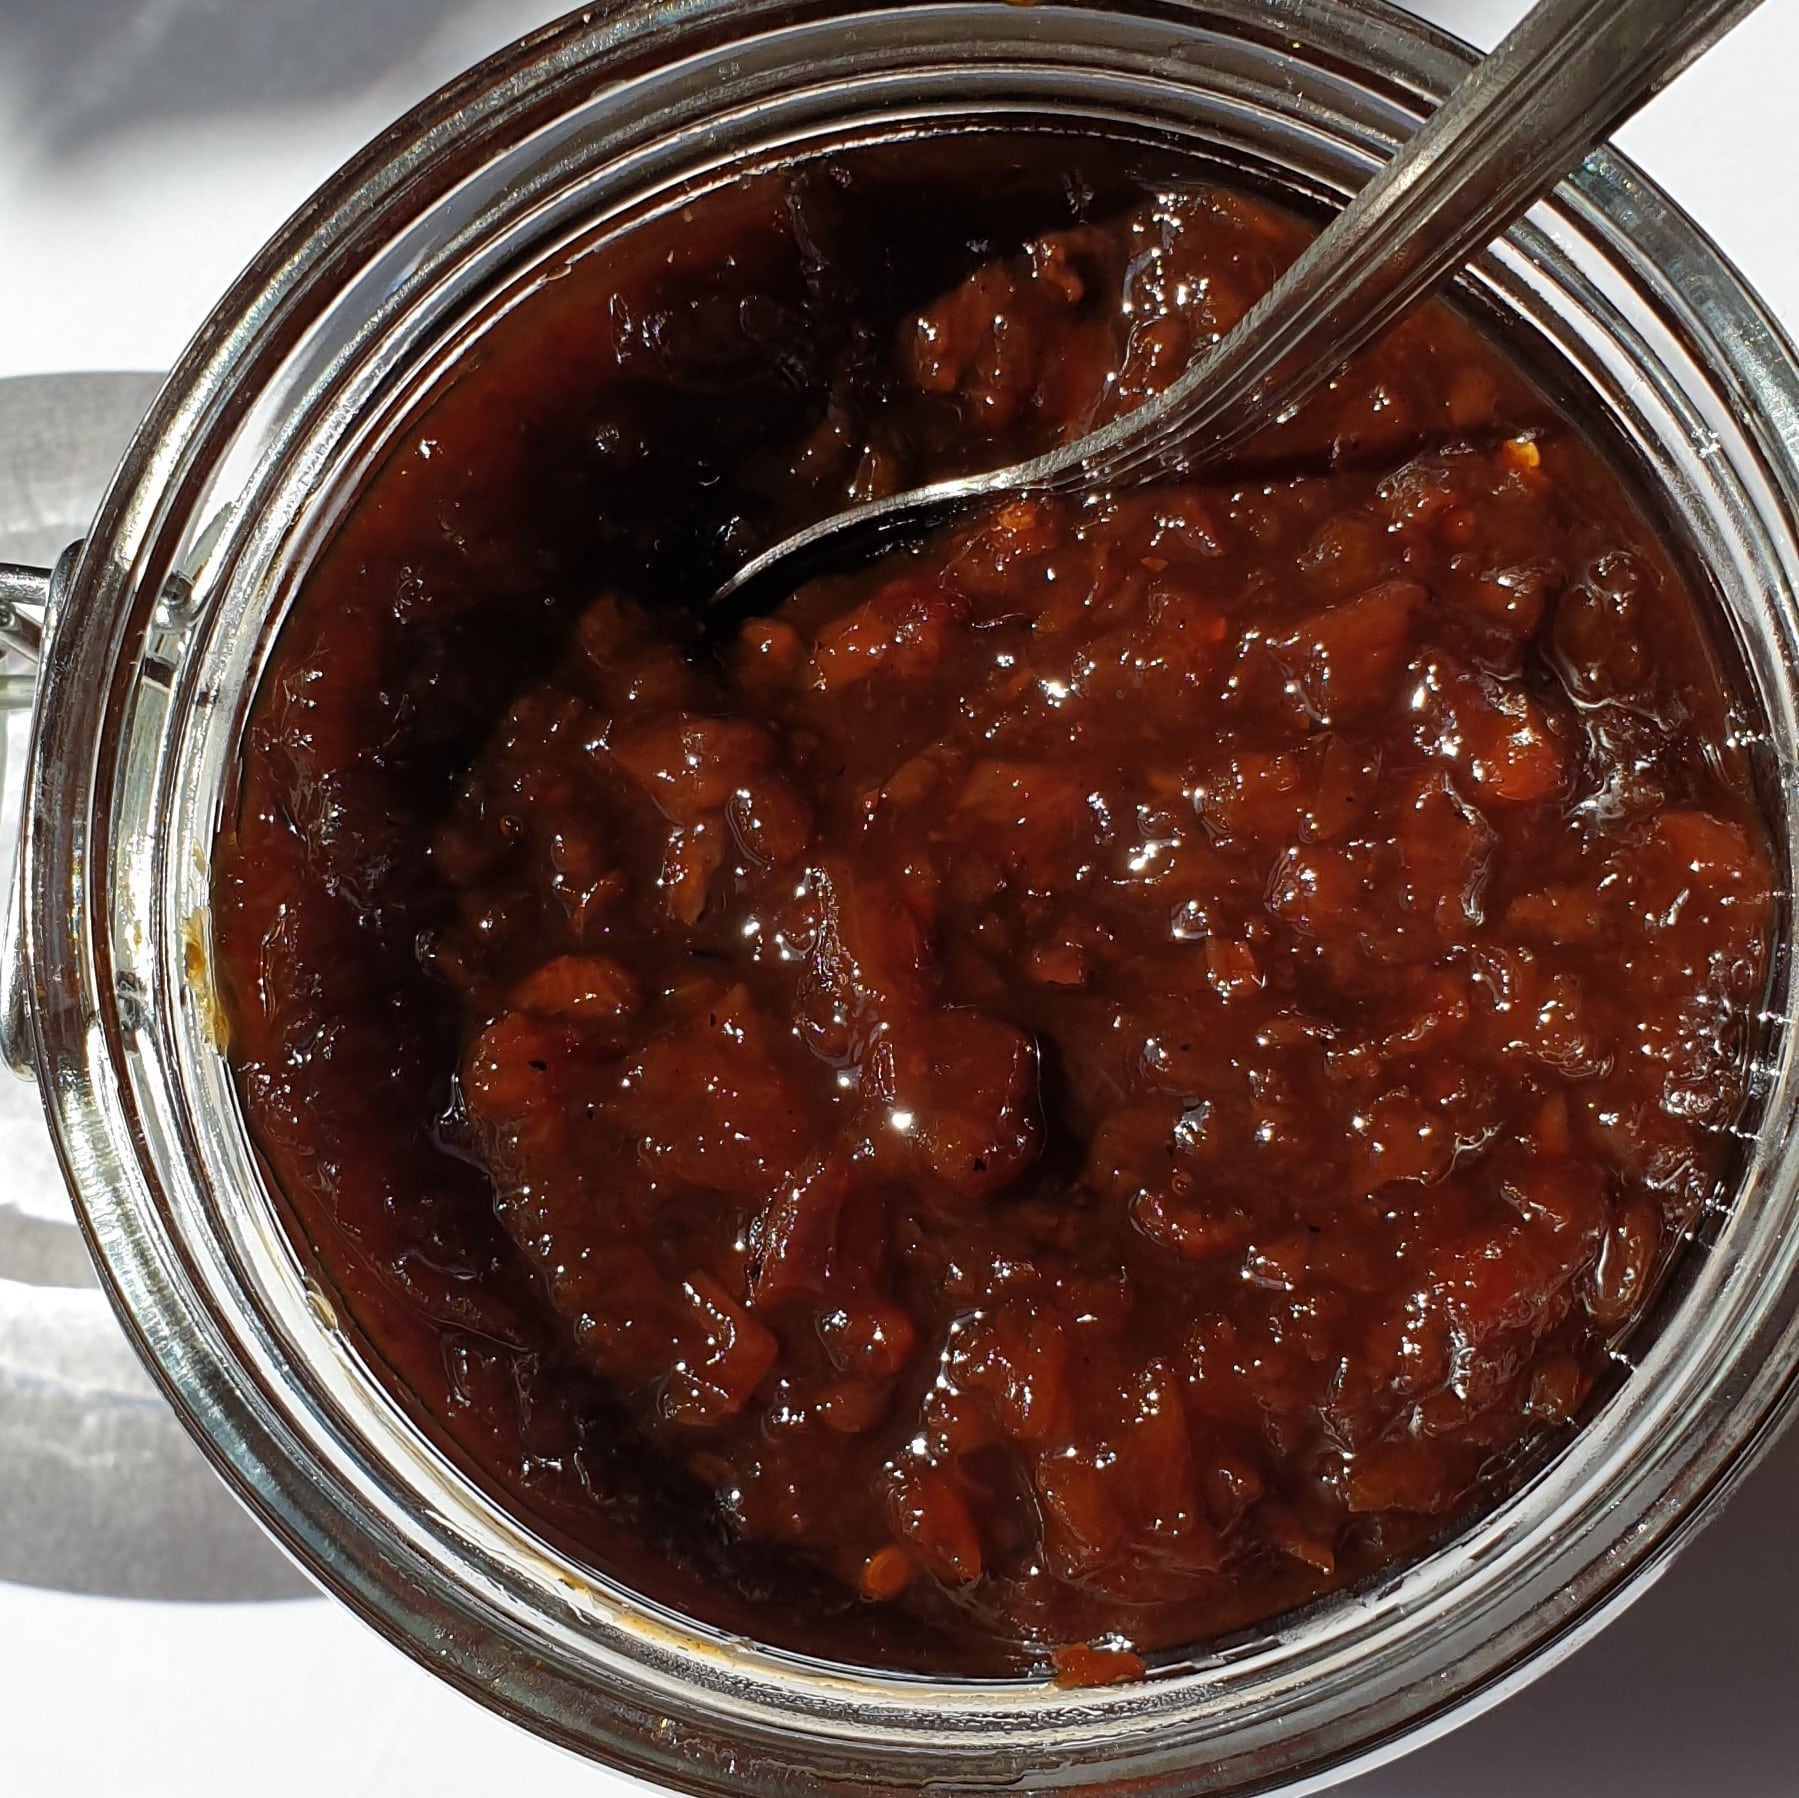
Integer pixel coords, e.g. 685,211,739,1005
197,114,1787,1680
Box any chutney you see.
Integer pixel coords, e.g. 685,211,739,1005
214,138,1775,1679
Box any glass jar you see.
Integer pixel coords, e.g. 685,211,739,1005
15,0,1799,1790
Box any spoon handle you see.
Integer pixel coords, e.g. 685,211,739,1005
1074,0,1767,485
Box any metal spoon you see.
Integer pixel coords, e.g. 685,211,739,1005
711,0,1767,622
0,0,1764,663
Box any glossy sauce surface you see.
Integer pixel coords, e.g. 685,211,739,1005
215,143,1774,1679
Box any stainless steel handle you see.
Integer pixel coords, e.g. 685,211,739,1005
1080,0,1770,482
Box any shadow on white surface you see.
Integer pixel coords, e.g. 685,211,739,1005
1347,1419,1799,1796
0,0,494,152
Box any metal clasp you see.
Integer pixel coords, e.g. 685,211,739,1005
0,559,49,690
0,547,75,1075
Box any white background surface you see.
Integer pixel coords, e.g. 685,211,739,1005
3,2,1799,1793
